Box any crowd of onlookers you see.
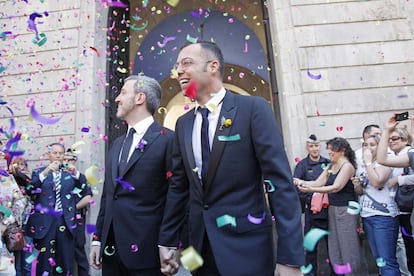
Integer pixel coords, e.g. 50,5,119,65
294,113,414,276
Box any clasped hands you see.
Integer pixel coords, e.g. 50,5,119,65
159,247,180,276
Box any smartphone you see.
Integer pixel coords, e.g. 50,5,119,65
395,111,409,121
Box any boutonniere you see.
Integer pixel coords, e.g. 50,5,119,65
219,116,232,131
136,139,148,152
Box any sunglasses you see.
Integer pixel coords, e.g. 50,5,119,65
388,136,402,142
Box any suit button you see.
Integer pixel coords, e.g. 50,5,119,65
113,195,118,200
203,204,209,210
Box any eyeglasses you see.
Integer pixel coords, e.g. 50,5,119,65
388,136,402,142
173,58,214,71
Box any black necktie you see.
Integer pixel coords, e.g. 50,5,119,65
199,108,210,184
119,128,135,175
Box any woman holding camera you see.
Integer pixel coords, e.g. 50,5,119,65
353,134,400,275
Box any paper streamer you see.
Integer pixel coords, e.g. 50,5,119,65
30,105,61,124
217,134,241,142
376,257,386,267
86,224,96,234
180,246,204,271
307,70,322,80
300,264,313,274
216,214,236,228
264,180,275,192
303,228,330,251
347,201,360,215
0,206,12,217
25,247,38,264
116,177,135,192
247,212,265,224
333,263,352,274
85,165,100,185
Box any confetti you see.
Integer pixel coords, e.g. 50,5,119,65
104,245,115,256
347,201,360,215
167,0,180,7
85,165,100,185
130,244,139,252
264,180,275,193
30,104,62,124
303,228,329,251
216,214,236,228
401,226,414,238
376,257,386,267
116,176,135,191
217,134,241,141
300,264,313,274
333,263,352,274
180,246,203,271
130,21,149,31
89,46,100,57
247,212,265,224
307,70,322,80
184,82,197,100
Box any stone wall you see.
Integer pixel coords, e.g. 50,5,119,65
268,0,414,161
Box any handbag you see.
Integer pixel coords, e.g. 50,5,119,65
3,222,26,252
395,184,414,212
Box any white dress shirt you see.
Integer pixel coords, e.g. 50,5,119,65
123,116,154,162
192,88,226,179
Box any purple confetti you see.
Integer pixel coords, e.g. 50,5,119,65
30,104,62,124
116,177,135,192
86,224,97,234
307,70,322,80
247,212,266,224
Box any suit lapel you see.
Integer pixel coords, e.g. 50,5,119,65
182,112,201,186
121,122,161,177
204,91,237,194
112,137,124,186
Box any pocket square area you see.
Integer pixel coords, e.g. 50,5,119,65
217,134,241,142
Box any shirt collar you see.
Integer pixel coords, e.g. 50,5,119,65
194,88,226,115
129,116,154,135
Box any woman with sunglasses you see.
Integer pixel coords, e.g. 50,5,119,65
377,114,414,275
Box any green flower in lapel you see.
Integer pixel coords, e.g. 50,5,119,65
219,116,232,131
136,138,148,152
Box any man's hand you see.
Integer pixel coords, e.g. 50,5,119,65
159,247,180,276
89,245,102,270
275,264,303,276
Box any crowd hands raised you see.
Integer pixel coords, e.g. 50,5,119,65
294,112,414,276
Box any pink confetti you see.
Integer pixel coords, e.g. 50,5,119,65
333,263,352,274
130,244,139,252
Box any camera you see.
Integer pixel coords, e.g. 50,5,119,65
359,176,368,188
58,163,66,170
395,111,409,121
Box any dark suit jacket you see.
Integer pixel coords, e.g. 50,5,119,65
95,122,174,270
26,167,88,239
159,91,305,275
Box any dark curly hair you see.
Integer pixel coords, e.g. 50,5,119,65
326,137,357,169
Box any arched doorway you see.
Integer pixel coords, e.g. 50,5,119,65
105,1,277,144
